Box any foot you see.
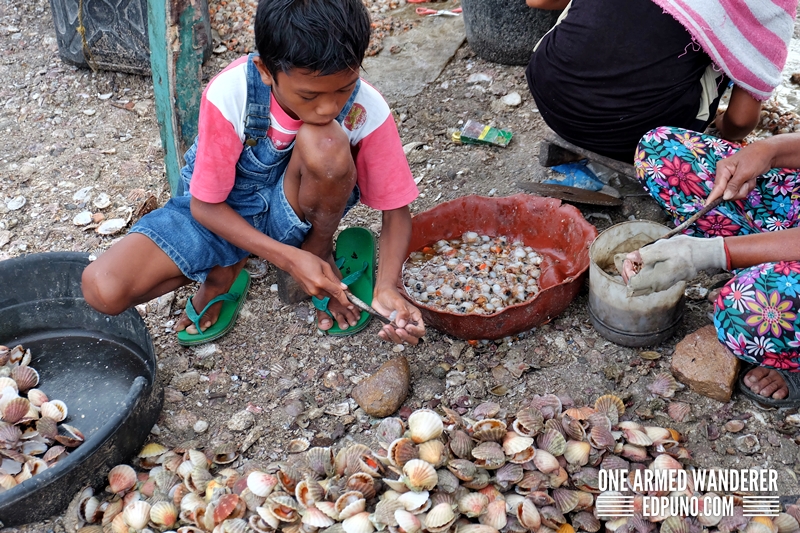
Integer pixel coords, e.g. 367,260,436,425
742,367,789,400
176,266,242,334
316,254,360,331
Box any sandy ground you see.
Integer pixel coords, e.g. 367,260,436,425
2,0,800,529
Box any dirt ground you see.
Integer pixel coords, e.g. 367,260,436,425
2,0,800,529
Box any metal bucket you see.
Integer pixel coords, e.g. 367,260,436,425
401,194,597,340
588,221,685,347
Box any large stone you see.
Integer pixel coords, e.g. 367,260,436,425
670,325,740,402
351,357,410,417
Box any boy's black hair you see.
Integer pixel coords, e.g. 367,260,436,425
254,0,371,79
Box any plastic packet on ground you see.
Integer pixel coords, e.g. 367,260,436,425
451,119,513,147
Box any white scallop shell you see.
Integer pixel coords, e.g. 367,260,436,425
73,211,93,226
123,500,151,530
96,218,128,235
93,192,112,209
407,409,443,444
6,196,26,211
40,400,68,422
342,511,375,533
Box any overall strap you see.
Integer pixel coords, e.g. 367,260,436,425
335,79,362,125
243,54,272,145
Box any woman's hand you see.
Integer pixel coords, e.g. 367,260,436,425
372,287,425,345
706,141,775,205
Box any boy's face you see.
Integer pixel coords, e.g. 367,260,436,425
254,58,360,126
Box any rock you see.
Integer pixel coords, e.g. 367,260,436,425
194,355,216,371
670,325,739,402
171,371,201,392
350,356,410,417
193,420,209,433
415,376,446,401
501,92,522,107
166,409,197,432
163,387,184,403
156,291,175,316
0,230,11,248
228,410,256,431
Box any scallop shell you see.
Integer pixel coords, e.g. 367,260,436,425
472,401,501,419
532,450,559,474
315,501,340,520
552,488,579,514
724,420,745,433
558,525,576,533
652,454,682,471
150,501,178,528
472,418,507,443
563,406,595,420
600,454,629,471
2,397,29,424
544,418,566,438
11,366,38,392
502,431,534,456
623,428,653,447
457,526,500,533
516,498,541,530
376,417,405,449
560,414,586,441
471,441,505,470
667,402,691,422
302,506,336,528
425,502,457,532
447,459,477,481
462,469,491,490
109,465,137,495
643,426,673,444
40,400,68,422
418,439,445,466
247,472,278,498
529,394,562,419
536,429,566,456
479,500,507,530
573,511,601,532
403,459,438,491
660,516,690,533
213,443,239,465
335,491,367,520
287,438,310,454
123,500,151,530
93,192,112,209
563,440,590,466
647,373,679,398
594,395,625,422
395,509,422,533
458,492,489,518
296,477,325,507
342,511,375,533
374,497,404,526
305,447,335,477
397,489,431,514
138,442,168,461
620,444,648,462
773,513,799,533
268,493,300,522
496,461,524,486
589,425,616,451
0,377,18,393
276,463,301,493
96,218,128,236
408,409,443,444
436,467,461,494
449,429,475,459
509,446,536,464
346,472,376,500
513,408,544,437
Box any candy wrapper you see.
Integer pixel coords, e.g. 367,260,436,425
452,119,513,147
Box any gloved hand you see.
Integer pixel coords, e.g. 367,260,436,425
626,235,727,296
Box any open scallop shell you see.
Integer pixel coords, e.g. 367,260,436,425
516,498,541,530
623,428,653,447
335,491,367,520
472,418,507,443
40,400,68,422
397,489,430,514
529,394,562,419
296,477,325,507
346,472,376,500
502,431,533,456
471,441,505,470
512,408,544,437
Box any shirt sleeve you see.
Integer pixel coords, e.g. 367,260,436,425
353,121,419,212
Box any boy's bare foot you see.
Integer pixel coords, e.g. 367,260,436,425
176,262,245,334
742,367,789,400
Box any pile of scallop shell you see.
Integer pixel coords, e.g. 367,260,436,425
402,233,544,315
66,393,799,533
757,100,800,136
0,344,82,491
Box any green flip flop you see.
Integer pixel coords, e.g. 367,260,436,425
312,227,376,336
177,269,251,346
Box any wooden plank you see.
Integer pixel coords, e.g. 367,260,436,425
539,127,637,179
147,0,211,197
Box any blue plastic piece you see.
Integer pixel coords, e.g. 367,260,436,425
544,160,605,192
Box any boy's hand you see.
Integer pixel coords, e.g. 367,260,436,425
372,286,425,345
284,248,354,312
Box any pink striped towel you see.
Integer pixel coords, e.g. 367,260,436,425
651,0,798,101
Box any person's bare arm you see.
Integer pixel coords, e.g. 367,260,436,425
526,0,570,9
189,197,351,307
714,85,762,142
707,132,800,204
726,228,800,270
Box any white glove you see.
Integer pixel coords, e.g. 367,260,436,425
627,235,727,296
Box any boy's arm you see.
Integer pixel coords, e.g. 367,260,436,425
190,197,353,309
371,206,425,345
714,86,761,142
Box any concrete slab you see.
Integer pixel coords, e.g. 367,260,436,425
362,13,465,100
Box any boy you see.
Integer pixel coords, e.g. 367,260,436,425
81,0,425,345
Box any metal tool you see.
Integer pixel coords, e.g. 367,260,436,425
415,7,462,16
517,181,623,207
345,290,419,330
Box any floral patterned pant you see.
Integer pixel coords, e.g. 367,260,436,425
635,127,800,371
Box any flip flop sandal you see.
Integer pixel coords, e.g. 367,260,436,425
737,363,800,409
177,269,251,346
312,227,376,336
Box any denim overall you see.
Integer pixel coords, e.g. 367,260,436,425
131,54,361,282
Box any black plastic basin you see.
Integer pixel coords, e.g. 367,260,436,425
0,252,163,526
